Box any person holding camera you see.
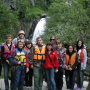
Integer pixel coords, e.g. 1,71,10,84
65,44,78,90
55,40,66,90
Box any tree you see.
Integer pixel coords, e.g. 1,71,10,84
0,2,19,42
41,0,90,48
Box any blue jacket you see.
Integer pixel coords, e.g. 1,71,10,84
9,48,29,67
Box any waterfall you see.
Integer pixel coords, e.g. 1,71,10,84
32,18,46,44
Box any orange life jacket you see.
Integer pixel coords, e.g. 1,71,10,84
33,45,45,61
24,47,29,54
66,53,76,67
4,43,15,59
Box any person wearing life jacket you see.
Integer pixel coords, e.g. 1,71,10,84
65,44,78,90
12,30,25,47
75,40,87,90
1,35,15,90
24,40,33,89
9,40,29,90
31,37,45,90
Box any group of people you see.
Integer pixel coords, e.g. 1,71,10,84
0,30,87,90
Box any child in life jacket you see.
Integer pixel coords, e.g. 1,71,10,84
65,44,78,90
9,40,29,90
24,40,33,89
1,35,15,90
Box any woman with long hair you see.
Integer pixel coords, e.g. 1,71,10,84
75,40,87,90
65,44,78,90
24,40,33,89
44,41,59,90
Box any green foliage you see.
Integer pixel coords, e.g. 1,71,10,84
0,0,47,43
41,0,90,49
0,3,19,42
25,8,44,22
0,68,4,79
85,64,90,75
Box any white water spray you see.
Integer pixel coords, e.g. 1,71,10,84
32,18,46,44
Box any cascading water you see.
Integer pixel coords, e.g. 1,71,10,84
32,18,46,44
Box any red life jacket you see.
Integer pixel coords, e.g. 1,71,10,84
4,43,15,59
79,48,85,62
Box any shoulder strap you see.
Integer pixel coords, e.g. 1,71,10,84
48,54,54,67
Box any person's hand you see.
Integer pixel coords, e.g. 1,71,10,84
1,43,4,46
65,65,68,70
6,60,9,64
6,60,11,65
68,68,72,71
79,61,80,63
26,67,29,73
30,65,33,69
55,70,58,73
18,61,21,64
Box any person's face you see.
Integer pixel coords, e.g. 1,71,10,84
37,38,42,45
50,37,55,44
18,42,24,49
47,45,52,51
56,43,62,49
69,46,73,53
6,37,12,43
78,41,82,47
19,34,24,39
26,44,31,49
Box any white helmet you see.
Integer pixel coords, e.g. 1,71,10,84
18,30,25,35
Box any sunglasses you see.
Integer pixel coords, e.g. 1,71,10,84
50,39,55,41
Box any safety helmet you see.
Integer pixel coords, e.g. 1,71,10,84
18,30,25,36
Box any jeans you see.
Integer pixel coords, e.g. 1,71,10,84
3,62,10,90
12,66,26,90
65,70,76,90
55,67,63,90
33,66,44,90
77,63,84,88
45,68,56,90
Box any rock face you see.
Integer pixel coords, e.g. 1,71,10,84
1,0,49,10
1,0,48,38
25,19,38,39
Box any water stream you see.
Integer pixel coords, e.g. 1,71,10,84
32,18,46,44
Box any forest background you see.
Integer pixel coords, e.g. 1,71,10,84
0,0,90,74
